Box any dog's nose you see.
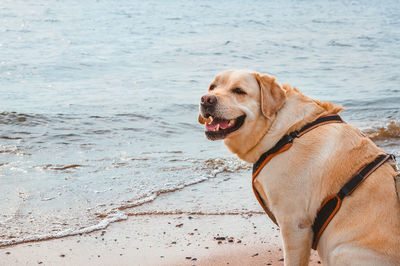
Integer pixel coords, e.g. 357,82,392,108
200,94,217,108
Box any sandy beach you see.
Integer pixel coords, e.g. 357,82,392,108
2,1,399,265
0,170,321,266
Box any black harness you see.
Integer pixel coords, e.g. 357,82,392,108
311,153,393,248
252,114,395,250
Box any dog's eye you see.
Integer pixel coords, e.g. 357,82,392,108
232,88,246,95
209,84,216,91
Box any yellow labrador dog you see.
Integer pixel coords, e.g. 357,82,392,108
198,70,400,265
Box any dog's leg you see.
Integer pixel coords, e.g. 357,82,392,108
280,222,313,266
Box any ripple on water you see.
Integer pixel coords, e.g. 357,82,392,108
0,112,48,126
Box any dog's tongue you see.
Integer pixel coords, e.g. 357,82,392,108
207,118,230,130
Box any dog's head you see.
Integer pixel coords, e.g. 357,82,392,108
198,70,287,142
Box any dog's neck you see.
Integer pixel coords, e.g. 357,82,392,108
232,91,329,163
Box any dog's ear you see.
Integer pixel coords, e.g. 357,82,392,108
254,73,286,119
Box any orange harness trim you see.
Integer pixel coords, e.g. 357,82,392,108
311,194,342,249
252,114,344,226
252,143,293,182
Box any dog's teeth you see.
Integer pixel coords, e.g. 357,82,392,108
216,124,220,131
205,116,213,125
228,120,234,127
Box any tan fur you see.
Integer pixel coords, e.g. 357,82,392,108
199,70,400,265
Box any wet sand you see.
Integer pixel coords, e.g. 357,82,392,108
0,170,321,265
0,214,321,265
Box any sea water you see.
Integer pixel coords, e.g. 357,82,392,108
1,0,399,246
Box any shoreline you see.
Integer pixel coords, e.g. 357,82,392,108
0,170,321,265
0,213,320,265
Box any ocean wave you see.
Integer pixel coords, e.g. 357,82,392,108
36,164,83,171
342,97,400,108
0,156,249,247
0,112,49,126
203,158,251,173
0,211,127,247
0,136,22,140
114,113,152,120
119,157,250,210
365,121,400,141
0,145,30,156
327,40,352,47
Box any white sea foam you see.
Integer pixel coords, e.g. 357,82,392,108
0,211,128,247
0,157,249,247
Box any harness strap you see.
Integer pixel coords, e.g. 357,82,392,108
252,114,343,226
311,154,392,249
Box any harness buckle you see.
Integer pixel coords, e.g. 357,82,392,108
288,131,299,142
389,154,399,171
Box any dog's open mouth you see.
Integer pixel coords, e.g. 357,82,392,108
204,115,246,140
